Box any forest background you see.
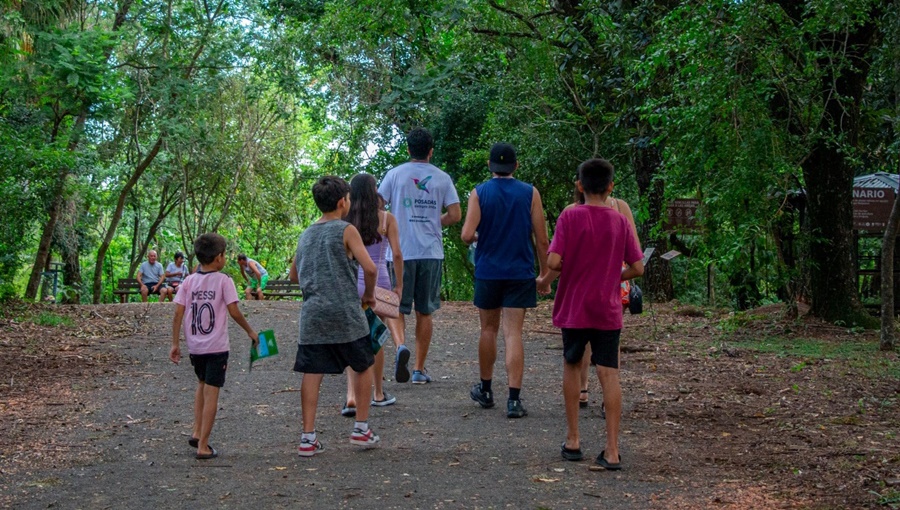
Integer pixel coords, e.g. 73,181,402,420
1,0,899,331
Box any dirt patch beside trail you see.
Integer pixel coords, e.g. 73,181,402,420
1,300,898,509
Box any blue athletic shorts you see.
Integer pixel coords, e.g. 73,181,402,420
561,329,620,369
473,278,537,309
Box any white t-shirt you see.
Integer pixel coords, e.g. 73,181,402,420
173,271,239,354
166,262,188,283
378,161,460,260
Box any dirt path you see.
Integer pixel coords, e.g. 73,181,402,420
1,300,897,509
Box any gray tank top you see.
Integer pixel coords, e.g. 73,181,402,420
295,220,369,345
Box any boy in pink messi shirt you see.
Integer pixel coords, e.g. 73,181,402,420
170,233,259,460
537,158,643,470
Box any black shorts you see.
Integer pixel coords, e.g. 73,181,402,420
190,351,229,388
293,335,374,374
561,329,620,368
473,278,537,309
143,281,166,294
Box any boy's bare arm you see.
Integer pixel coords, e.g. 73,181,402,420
531,187,550,277
547,252,563,272
226,302,259,347
251,262,262,280
460,191,480,245
622,260,644,281
170,304,185,364
345,225,377,308
288,258,298,283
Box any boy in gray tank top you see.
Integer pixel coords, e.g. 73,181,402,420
289,176,381,456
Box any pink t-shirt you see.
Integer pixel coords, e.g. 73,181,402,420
549,205,643,330
173,271,239,354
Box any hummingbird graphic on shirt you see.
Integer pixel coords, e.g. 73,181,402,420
413,176,432,193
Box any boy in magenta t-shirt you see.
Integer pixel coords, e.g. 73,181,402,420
538,158,644,470
170,233,258,460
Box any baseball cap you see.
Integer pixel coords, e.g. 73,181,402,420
489,143,517,174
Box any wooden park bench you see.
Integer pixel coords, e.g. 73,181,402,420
114,277,301,302
257,279,302,299
113,278,142,303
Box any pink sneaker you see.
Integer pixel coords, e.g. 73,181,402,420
349,427,380,446
298,437,323,457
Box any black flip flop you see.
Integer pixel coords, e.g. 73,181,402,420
579,390,589,409
196,446,218,460
595,450,622,470
561,443,584,461
341,403,357,417
188,437,199,448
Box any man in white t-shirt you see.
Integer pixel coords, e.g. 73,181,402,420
378,127,461,384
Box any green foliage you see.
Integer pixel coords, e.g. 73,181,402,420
0,0,898,318
871,488,900,509
730,336,900,379
28,310,74,327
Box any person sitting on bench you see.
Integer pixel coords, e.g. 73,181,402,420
138,250,170,303
165,251,190,301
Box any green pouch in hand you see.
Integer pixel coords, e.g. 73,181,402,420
365,308,389,354
249,329,278,371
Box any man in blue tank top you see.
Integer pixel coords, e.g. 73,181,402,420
461,143,550,418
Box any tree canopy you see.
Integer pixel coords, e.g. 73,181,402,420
1,0,898,331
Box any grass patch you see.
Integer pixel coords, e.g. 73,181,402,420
872,488,900,509
28,311,74,328
728,336,900,379
718,312,766,334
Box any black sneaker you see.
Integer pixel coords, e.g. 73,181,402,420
507,398,527,418
470,383,494,408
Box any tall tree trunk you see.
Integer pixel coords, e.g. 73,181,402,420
91,136,164,303
802,19,878,325
56,197,82,304
25,182,63,299
803,145,870,323
633,143,674,302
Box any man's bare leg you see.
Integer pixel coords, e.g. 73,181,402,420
501,308,525,390
477,308,501,381
413,311,432,372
